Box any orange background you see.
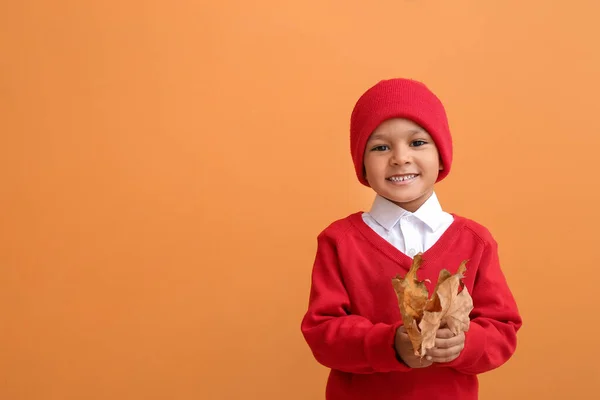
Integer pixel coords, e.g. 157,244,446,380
1,1,599,399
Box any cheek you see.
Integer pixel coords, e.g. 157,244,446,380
363,157,383,175
422,154,441,171
363,155,373,171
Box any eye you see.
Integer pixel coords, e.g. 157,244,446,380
411,140,427,147
370,145,390,151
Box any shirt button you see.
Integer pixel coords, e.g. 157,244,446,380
408,248,417,257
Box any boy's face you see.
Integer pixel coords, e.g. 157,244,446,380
363,118,443,212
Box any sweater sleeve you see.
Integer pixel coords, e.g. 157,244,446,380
444,236,522,374
300,231,411,374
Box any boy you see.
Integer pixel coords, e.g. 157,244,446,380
300,78,522,399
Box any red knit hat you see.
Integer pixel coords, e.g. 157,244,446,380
350,78,453,187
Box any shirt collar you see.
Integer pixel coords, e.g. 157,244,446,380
367,192,447,232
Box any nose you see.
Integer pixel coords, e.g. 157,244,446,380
390,145,411,165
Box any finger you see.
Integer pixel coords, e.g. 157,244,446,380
427,344,464,359
427,345,462,360
435,328,455,339
435,332,465,349
430,353,459,363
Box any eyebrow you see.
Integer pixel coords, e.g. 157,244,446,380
368,129,424,142
367,134,386,142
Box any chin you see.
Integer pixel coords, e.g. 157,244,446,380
383,189,429,205
384,190,421,201
390,197,419,205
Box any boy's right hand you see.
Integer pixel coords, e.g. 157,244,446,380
394,326,432,369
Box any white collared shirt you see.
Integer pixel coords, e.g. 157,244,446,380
361,192,454,258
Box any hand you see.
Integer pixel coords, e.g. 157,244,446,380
394,326,432,368
425,328,465,363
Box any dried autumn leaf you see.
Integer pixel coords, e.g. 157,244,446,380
391,254,429,355
392,257,474,358
418,260,474,357
418,269,453,357
443,284,474,336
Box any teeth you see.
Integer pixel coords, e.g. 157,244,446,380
389,174,416,182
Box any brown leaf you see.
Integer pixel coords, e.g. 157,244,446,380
392,257,474,357
444,285,474,336
391,254,429,355
418,269,452,357
418,260,474,357
425,269,452,313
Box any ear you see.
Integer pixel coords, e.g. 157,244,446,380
438,155,444,170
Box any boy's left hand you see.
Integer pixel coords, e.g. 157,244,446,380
426,328,465,363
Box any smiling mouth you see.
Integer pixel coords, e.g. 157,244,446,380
387,174,418,182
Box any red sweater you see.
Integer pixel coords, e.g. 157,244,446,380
301,212,522,400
